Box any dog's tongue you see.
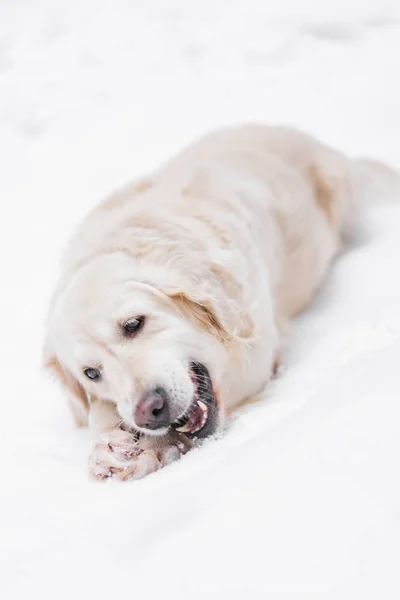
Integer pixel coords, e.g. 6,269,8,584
175,400,208,435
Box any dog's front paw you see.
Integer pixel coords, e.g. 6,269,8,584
89,430,189,481
88,429,141,480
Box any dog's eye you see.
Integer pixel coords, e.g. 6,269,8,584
84,367,101,381
123,316,146,336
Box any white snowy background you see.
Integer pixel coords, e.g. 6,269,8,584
1,0,400,598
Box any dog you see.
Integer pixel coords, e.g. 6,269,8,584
43,125,399,480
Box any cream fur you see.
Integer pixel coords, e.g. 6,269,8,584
44,124,390,480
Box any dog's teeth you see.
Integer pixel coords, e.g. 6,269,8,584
176,423,192,433
176,401,209,434
197,400,207,413
192,416,207,433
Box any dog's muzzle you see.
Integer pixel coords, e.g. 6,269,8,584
134,362,219,438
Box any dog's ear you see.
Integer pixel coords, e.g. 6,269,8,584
43,348,89,427
169,291,232,344
160,267,254,344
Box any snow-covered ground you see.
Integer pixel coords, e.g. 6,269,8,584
1,1,400,598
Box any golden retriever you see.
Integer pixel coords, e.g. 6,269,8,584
43,125,398,480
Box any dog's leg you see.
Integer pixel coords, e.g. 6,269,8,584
88,399,141,480
88,398,189,481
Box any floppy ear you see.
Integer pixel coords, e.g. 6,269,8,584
170,291,233,344
43,350,89,428
158,260,255,344
165,266,255,344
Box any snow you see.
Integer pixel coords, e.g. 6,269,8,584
1,1,400,598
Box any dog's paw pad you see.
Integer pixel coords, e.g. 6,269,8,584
89,430,140,480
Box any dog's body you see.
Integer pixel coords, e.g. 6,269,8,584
44,125,397,480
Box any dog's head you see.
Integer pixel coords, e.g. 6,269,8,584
44,250,248,439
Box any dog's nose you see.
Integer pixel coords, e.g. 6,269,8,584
134,388,170,430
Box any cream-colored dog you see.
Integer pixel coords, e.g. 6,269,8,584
44,125,398,480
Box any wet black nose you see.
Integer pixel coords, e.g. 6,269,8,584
134,388,170,430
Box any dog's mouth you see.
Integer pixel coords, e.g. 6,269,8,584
171,362,219,439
